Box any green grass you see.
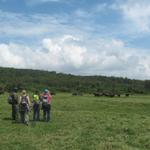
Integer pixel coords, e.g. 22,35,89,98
1,93,150,150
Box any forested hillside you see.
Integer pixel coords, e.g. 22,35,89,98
0,67,149,94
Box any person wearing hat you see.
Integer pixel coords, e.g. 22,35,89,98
19,90,31,125
42,89,52,122
8,88,19,122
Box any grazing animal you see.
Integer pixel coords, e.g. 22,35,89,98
93,92,103,97
109,94,115,97
117,94,121,97
72,92,83,96
93,92,100,97
51,92,56,95
125,93,129,97
103,92,108,97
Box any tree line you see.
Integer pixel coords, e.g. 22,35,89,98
0,67,149,94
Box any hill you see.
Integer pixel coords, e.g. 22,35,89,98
0,67,149,94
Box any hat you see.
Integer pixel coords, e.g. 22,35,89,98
44,89,49,93
13,87,18,93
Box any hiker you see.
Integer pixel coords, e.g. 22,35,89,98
32,90,40,121
19,90,31,125
42,89,52,122
8,88,19,122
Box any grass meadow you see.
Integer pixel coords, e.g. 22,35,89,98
0,93,150,150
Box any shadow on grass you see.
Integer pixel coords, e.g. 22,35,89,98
3,117,12,121
30,120,37,127
2,117,50,128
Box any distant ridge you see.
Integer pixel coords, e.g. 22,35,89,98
0,67,149,94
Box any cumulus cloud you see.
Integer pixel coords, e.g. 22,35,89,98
1,1,150,79
0,44,24,67
0,35,150,79
0,35,88,70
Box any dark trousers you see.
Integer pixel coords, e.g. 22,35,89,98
12,105,18,121
43,104,51,122
33,104,40,121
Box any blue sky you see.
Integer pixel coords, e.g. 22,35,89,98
0,0,150,79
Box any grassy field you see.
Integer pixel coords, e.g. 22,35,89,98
0,93,150,150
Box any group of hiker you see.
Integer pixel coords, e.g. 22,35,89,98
8,88,52,125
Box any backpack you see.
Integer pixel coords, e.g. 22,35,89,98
8,94,18,105
20,96,29,111
8,96,13,104
42,95,49,107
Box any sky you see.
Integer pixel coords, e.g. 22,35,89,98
0,0,150,79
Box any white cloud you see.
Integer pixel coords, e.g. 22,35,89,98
0,10,94,40
0,11,66,37
0,44,24,67
42,36,87,68
1,2,150,79
116,0,150,32
0,35,150,79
